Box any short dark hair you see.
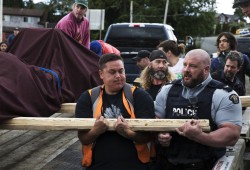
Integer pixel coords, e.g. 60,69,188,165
225,51,243,68
216,32,237,50
157,40,184,56
99,53,123,70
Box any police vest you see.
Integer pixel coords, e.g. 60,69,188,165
81,83,150,167
163,79,231,160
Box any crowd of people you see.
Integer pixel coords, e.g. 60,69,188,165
2,0,249,169
72,1,245,170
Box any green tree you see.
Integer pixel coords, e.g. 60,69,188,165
19,0,218,39
215,23,222,35
221,22,230,32
3,0,24,8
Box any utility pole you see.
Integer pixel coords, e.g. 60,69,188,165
163,0,169,24
0,0,2,42
130,1,133,23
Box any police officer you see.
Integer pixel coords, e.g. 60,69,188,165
154,49,242,170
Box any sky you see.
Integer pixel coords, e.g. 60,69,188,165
216,0,235,15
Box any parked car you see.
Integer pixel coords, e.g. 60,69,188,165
104,23,193,83
237,36,250,57
237,28,250,35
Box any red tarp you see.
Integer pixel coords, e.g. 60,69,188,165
0,28,102,122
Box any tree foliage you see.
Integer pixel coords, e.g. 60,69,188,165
3,0,24,8
4,0,237,39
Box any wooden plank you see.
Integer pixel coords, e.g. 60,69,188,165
0,118,210,132
241,108,250,139
0,130,78,169
58,96,250,113
59,103,76,113
0,113,79,170
240,96,250,107
213,139,246,170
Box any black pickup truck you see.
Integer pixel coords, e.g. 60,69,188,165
104,23,181,83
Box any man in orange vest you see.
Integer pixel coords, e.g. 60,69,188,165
75,53,154,170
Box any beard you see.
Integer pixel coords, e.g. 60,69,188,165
182,71,205,88
149,68,168,80
224,71,235,81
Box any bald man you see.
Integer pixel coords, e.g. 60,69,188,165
154,49,242,170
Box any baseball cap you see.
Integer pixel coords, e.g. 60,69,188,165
90,40,102,56
75,0,88,8
132,50,151,61
233,0,250,8
149,50,167,61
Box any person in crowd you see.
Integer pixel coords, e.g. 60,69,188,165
211,32,250,95
0,42,8,52
90,40,120,56
233,0,250,18
212,51,245,96
55,0,90,48
7,27,20,46
132,50,151,71
75,53,155,170
132,50,151,86
140,50,175,100
154,49,242,170
157,40,186,79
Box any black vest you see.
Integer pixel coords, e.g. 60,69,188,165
161,79,231,160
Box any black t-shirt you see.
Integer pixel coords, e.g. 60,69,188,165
75,87,154,170
146,84,163,100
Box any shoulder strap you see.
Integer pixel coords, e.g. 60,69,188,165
90,85,102,104
123,83,136,106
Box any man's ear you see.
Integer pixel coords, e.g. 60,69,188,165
99,70,103,79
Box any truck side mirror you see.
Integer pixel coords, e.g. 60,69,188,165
185,36,194,48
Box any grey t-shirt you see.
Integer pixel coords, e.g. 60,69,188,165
155,75,242,127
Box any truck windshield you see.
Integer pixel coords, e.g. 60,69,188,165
106,27,167,48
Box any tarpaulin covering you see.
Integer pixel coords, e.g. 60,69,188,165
0,28,102,121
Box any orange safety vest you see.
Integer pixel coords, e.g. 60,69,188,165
82,84,150,167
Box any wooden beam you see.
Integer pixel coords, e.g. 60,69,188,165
0,117,210,131
59,96,250,113
239,96,250,107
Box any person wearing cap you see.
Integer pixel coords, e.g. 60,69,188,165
233,0,250,18
90,40,120,56
55,0,90,48
139,50,175,100
7,27,20,46
132,50,151,71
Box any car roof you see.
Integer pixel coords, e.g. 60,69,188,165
109,23,174,30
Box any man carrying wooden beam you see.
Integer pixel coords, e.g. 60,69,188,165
154,49,242,170
75,53,155,170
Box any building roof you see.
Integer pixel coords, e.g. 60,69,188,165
3,7,44,17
